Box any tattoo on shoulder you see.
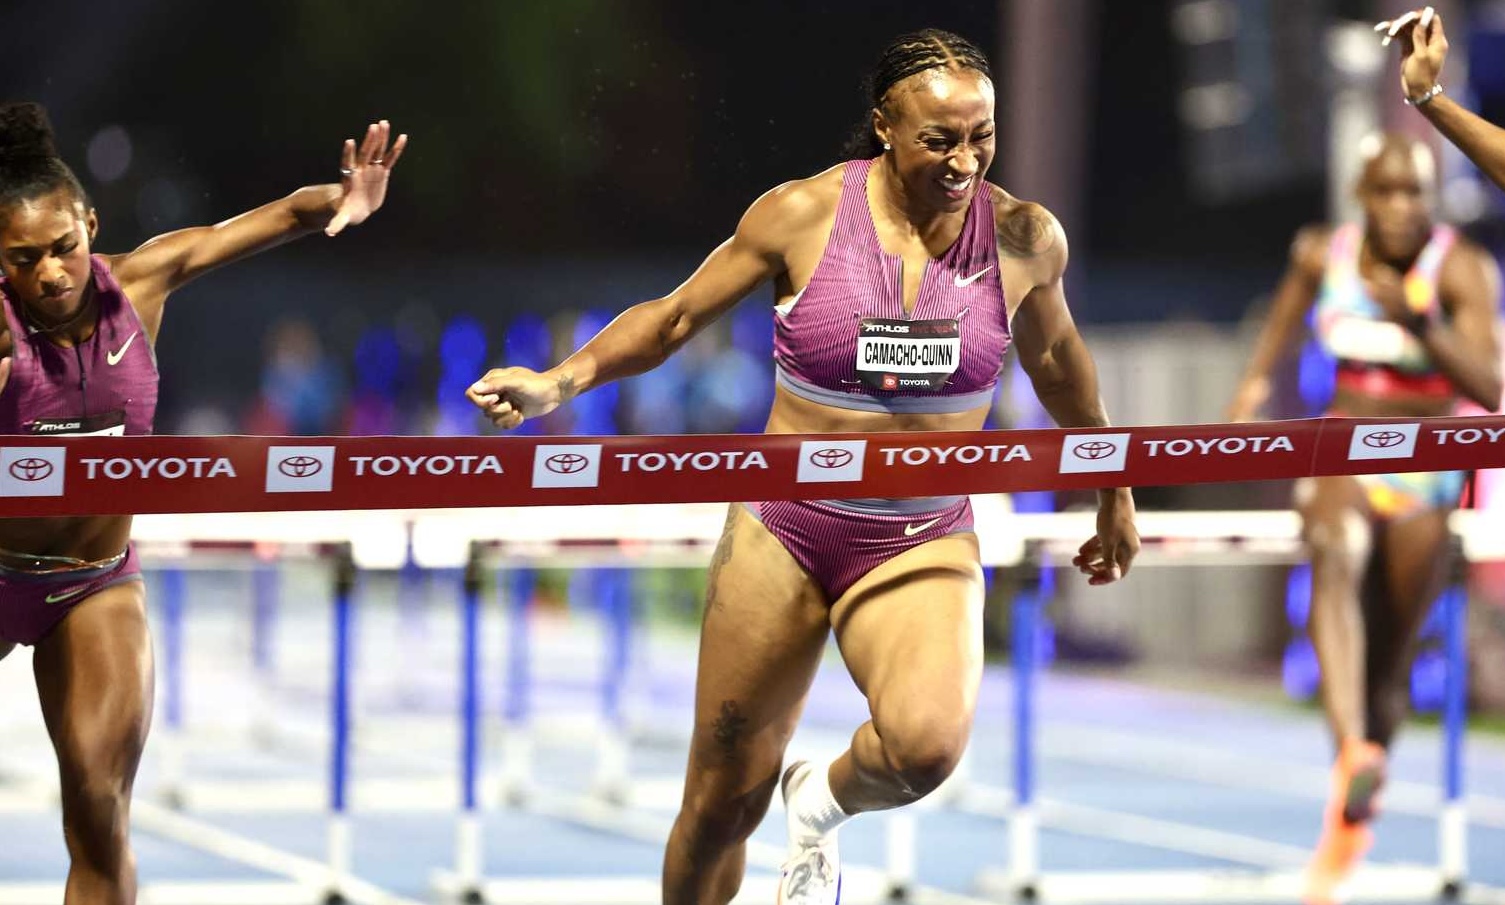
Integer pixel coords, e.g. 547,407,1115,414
998,202,1058,259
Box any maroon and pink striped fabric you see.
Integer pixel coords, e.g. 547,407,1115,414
773,158,1011,415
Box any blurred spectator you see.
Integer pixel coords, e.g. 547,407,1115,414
243,316,346,436
345,326,405,435
432,315,489,435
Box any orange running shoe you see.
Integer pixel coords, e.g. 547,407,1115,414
1303,739,1386,905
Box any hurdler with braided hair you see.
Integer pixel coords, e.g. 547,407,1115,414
468,28,1138,904
0,102,405,904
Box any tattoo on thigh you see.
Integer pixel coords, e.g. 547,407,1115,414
711,700,750,760
705,506,737,610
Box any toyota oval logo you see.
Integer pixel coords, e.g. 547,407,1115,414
1073,440,1118,460
545,453,590,474
1362,430,1407,449
278,456,323,478
8,457,53,482
810,448,853,469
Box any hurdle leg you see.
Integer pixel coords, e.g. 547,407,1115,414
977,550,1044,900
250,556,280,748
325,545,358,905
450,542,485,903
1440,550,1469,900
1011,562,1042,901
976,547,1044,901
397,546,428,708
884,810,916,901
594,568,631,805
500,567,534,806
157,564,188,808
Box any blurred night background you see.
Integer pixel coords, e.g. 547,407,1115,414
5,0,1502,440
7,0,1505,699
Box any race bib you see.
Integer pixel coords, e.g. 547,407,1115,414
855,317,961,391
28,411,127,437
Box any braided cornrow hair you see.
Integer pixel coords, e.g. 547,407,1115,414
0,102,89,223
841,28,992,159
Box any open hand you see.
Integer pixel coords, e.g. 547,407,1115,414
326,120,408,237
1376,6,1449,102
1072,492,1139,586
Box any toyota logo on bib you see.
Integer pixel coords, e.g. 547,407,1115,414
9,457,53,482
1361,430,1406,449
545,453,591,474
265,445,336,493
1072,440,1118,460
810,448,854,469
277,455,324,478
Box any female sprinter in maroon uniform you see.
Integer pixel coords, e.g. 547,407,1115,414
0,102,405,904
469,29,1139,905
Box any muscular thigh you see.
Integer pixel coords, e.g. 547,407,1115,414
33,579,154,780
831,533,985,729
686,505,830,773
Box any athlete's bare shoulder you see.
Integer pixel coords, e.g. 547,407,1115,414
1443,231,1494,270
985,183,1062,260
1439,231,1502,300
737,163,846,253
746,164,843,228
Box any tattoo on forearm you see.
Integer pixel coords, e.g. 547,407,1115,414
555,370,576,400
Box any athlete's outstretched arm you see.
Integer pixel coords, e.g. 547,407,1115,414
1008,210,1139,584
469,182,815,429
108,120,406,324
1227,226,1327,421
1381,9,1505,191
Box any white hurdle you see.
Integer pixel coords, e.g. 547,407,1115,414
4,503,1497,904
0,511,423,905
969,508,1496,904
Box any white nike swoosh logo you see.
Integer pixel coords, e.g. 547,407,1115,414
45,586,90,605
106,332,138,366
954,266,994,288
903,517,944,537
